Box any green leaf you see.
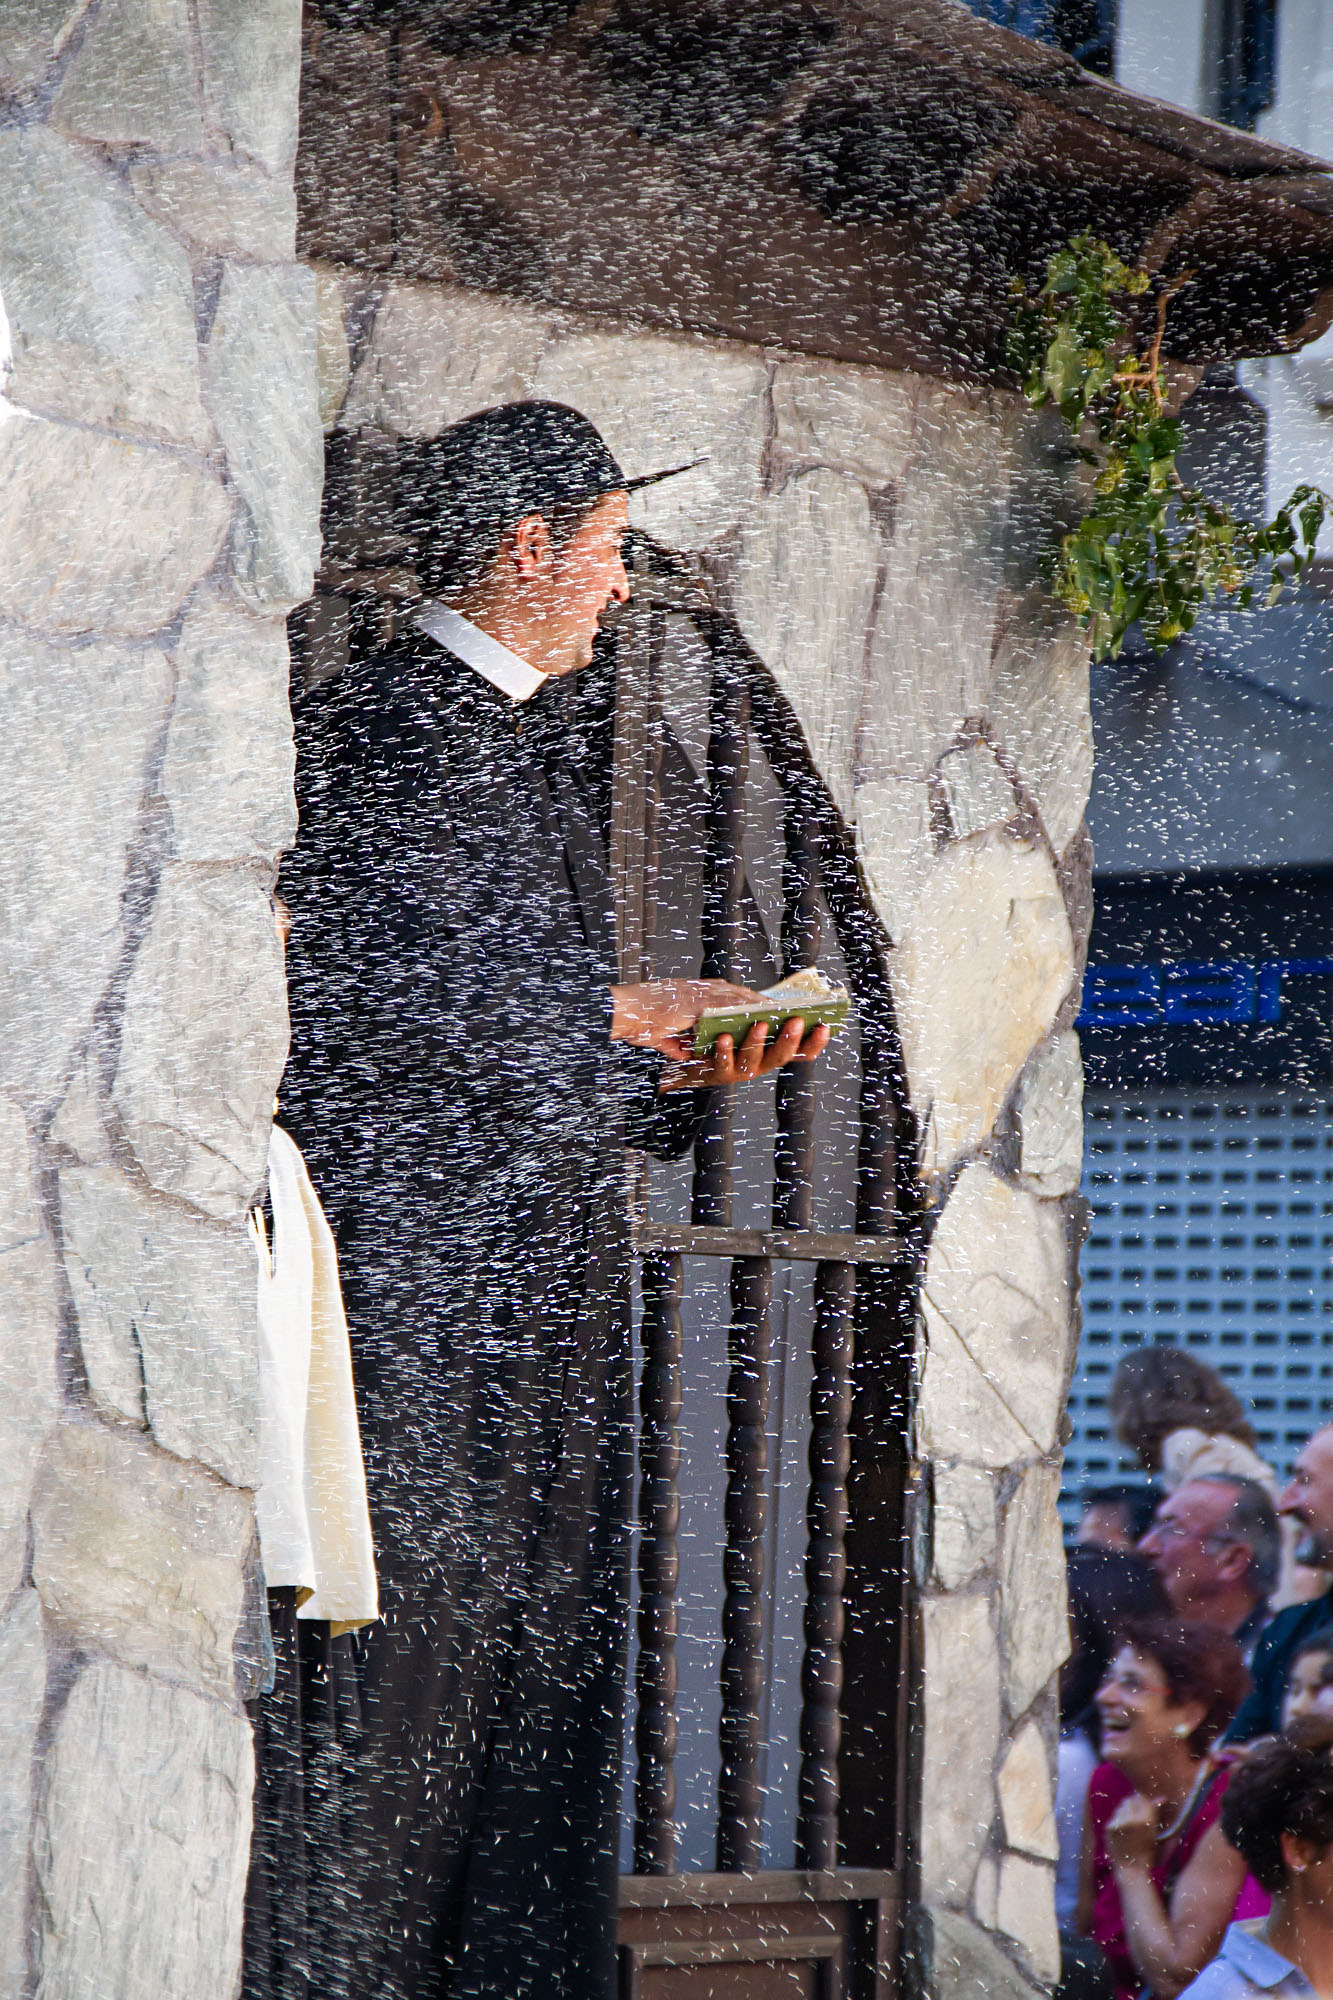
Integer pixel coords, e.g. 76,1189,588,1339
1009,235,1333,666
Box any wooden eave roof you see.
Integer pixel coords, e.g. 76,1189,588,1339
300,0,1333,383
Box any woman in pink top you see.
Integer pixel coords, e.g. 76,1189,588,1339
1079,1618,1270,1999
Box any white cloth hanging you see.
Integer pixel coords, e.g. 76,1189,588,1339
250,1124,378,1634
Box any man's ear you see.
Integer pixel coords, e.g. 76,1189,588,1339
1216,1541,1254,1588
510,512,552,577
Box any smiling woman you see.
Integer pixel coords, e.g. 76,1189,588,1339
1079,1619,1266,2000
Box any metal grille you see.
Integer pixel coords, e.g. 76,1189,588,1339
1064,1086,1333,1517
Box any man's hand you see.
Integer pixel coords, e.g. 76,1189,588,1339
610,979,765,1058
609,980,832,1089
658,1015,831,1093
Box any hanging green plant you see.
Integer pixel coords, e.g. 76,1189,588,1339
1006,233,1331,663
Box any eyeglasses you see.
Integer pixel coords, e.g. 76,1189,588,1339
1148,1521,1237,1553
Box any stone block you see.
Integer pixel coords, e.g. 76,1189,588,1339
732,469,878,820
60,1167,259,1488
0,128,211,448
0,1228,61,1602
890,828,1075,1176
989,586,1093,858
161,594,296,863
0,1096,40,1257
33,1658,252,2000
341,281,549,438
1059,821,1094,979
1016,1030,1084,1198
998,1721,1058,1860
997,1854,1061,1985
312,264,351,432
919,1165,1072,1470
0,0,88,91
931,1462,996,1592
51,0,202,151
48,1055,112,1166
920,1593,1001,1901
532,330,768,547
0,1099,61,1604
771,359,917,487
938,741,1018,841
30,1421,253,1701
854,777,933,943
971,1852,999,1931
926,1906,1041,2000
0,624,171,1107
113,865,287,1221
0,413,231,639
860,384,1014,779
205,261,322,612
1000,1463,1071,1719
198,0,303,176
0,1588,44,1997
129,158,297,261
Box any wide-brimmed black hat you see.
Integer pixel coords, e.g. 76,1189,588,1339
396,398,699,541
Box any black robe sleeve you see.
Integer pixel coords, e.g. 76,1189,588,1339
618,1048,713,1161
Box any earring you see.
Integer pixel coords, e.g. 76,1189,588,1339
1173,1724,1190,1738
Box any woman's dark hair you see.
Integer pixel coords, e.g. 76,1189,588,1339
1116,1616,1251,1758
1109,1347,1258,1470
1221,1738,1333,1891
1063,1546,1171,1732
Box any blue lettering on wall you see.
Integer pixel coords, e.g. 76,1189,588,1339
1079,957,1333,1030
1080,965,1161,1025
1161,963,1256,1025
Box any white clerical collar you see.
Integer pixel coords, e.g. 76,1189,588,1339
414,602,547,704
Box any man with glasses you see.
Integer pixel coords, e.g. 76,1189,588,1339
1139,1473,1279,1661
1230,1424,1333,1742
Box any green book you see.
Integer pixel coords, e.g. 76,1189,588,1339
691,968,852,1054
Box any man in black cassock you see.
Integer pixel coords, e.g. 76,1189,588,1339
278,402,826,2000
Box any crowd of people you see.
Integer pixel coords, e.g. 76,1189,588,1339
1058,1346,1333,1999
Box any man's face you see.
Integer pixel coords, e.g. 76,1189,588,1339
1138,1481,1252,1618
1279,1427,1333,1568
523,490,630,677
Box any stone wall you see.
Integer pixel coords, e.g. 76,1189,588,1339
325,277,1089,1996
0,6,317,1995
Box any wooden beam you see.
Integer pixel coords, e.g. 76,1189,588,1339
620,1867,898,1907
634,1224,912,1266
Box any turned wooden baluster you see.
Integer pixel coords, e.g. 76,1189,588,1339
716,1253,772,1872
796,1259,855,1869
635,1250,684,1874
773,799,821,1233
692,655,749,1226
